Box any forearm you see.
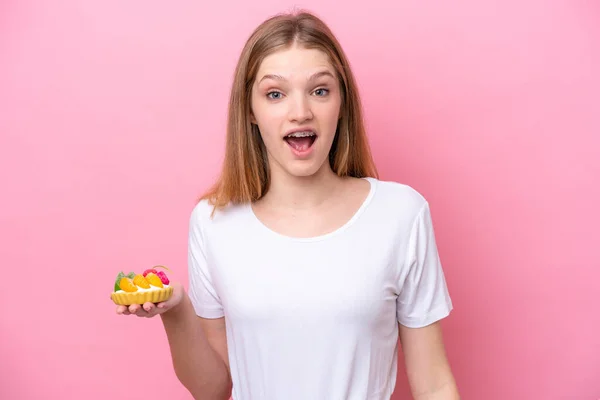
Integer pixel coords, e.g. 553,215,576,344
160,294,232,400
399,321,460,400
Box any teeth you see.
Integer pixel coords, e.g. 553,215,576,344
286,131,315,138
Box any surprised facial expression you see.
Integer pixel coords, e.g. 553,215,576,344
250,44,342,179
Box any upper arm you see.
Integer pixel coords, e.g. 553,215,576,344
398,321,459,399
395,199,458,397
188,203,228,370
199,316,230,371
396,201,453,328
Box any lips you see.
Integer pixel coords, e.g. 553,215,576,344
283,129,317,153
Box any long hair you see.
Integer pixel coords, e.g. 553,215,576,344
200,10,378,213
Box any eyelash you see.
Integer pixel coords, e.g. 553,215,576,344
266,88,330,100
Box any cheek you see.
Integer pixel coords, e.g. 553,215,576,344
253,113,283,147
254,108,287,138
317,102,342,131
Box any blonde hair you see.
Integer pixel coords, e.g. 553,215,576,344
200,10,378,212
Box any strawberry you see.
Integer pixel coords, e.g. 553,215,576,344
145,272,164,288
142,268,157,277
133,274,150,289
156,271,169,285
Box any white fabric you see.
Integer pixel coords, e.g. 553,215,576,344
187,177,453,400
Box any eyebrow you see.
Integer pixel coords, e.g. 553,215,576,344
258,70,335,84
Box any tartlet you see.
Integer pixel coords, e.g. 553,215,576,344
111,265,173,305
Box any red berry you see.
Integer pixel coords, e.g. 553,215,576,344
156,271,169,285
143,268,157,277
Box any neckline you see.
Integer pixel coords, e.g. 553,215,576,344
247,177,377,243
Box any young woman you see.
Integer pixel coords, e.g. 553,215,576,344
116,10,460,400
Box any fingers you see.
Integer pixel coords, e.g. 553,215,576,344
142,302,157,313
156,297,174,310
116,305,129,315
114,283,182,317
130,303,147,317
115,302,159,318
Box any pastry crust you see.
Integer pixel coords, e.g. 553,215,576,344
111,286,173,305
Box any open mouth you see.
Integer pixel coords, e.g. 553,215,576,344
283,130,317,153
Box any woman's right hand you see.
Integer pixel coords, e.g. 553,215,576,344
115,281,185,318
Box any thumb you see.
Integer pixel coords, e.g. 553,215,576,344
158,283,184,309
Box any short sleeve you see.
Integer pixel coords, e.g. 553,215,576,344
396,202,453,328
187,203,225,319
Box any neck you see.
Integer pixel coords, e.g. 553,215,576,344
259,164,342,210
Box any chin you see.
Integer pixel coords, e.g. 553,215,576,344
284,166,319,178
283,160,329,178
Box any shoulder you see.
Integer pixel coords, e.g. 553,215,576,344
368,177,429,218
189,198,215,225
189,198,249,232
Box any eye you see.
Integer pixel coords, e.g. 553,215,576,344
267,91,283,100
313,88,329,97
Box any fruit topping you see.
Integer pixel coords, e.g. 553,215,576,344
156,271,170,285
119,277,138,292
133,274,150,289
142,268,157,277
114,271,135,291
145,272,164,288
113,266,170,292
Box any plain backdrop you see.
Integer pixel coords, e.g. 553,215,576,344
1,0,599,399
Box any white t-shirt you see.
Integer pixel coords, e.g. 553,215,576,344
187,177,453,400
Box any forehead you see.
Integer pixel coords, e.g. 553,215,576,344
256,45,334,80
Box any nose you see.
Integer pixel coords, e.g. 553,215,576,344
288,93,313,123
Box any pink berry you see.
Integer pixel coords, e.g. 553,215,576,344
156,271,169,285
143,268,157,277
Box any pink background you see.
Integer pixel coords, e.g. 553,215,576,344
1,0,599,399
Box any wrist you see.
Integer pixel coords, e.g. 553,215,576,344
160,290,190,321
